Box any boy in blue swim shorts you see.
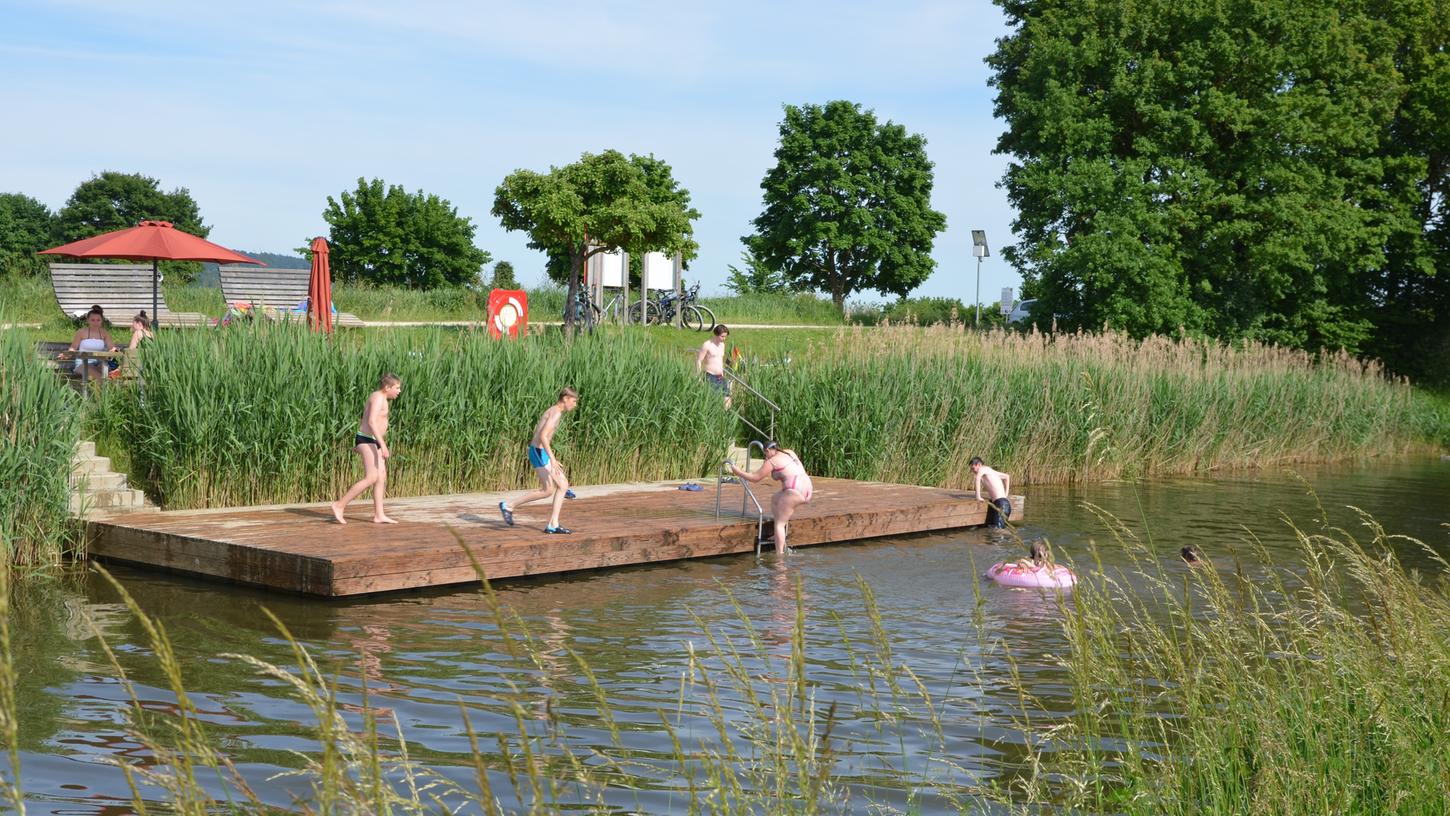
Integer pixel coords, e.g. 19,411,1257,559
500,387,579,534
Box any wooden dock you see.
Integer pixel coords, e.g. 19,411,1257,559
86,479,1025,597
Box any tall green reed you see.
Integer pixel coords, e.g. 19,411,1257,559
0,323,82,566
106,321,735,509
740,325,1444,486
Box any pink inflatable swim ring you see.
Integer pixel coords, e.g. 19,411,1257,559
986,562,1078,590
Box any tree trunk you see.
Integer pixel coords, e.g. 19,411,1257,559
564,246,584,335
827,253,846,316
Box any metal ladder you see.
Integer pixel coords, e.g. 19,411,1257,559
723,367,779,443
716,440,769,555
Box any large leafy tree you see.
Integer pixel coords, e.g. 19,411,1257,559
493,150,700,332
745,101,947,315
988,0,1441,358
0,193,56,276
322,178,490,289
57,171,210,283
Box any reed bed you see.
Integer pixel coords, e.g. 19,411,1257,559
992,507,1450,813
737,325,1446,486
104,322,735,509
0,323,83,566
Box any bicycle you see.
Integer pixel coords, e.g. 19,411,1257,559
646,283,716,331
564,288,659,331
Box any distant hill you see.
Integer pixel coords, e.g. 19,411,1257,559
196,250,308,287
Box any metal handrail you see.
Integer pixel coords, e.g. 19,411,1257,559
724,366,779,441
715,446,767,555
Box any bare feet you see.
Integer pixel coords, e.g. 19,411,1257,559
373,515,398,524
330,502,347,525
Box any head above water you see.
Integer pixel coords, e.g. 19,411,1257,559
1181,545,1205,565
1029,540,1051,563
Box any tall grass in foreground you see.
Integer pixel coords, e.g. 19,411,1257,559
101,322,735,509
740,325,1446,486
993,507,1450,813
0,323,82,566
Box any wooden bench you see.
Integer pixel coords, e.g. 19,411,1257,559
218,265,364,328
49,263,210,327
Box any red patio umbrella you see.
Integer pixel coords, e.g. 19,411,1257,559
40,220,260,329
307,236,334,334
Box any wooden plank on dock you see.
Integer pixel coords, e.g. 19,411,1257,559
86,478,1024,597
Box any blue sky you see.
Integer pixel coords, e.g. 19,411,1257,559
1,0,1022,304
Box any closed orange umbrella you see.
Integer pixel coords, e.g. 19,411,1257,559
40,220,259,329
307,237,334,333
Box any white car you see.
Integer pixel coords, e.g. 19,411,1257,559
1007,298,1038,325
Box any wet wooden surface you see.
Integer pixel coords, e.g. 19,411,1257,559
87,479,1025,597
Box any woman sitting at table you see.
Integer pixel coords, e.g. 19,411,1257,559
63,305,118,376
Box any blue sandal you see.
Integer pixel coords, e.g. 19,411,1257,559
498,501,514,527
545,525,573,534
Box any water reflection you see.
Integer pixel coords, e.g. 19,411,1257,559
10,457,1447,813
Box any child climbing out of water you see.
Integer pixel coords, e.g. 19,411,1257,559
331,373,403,525
729,441,813,555
970,457,1012,528
499,387,579,534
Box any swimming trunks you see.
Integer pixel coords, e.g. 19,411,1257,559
988,497,1012,528
705,373,731,395
769,450,813,502
355,433,379,448
528,445,551,469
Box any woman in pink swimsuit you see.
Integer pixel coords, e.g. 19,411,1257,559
729,441,813,555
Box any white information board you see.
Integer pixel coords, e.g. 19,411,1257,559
643,251,674,290
599,250,624,288
1000,287,1014,315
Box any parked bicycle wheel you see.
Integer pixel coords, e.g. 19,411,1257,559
693,304,717,331
682,304,709,332
627,300,661,325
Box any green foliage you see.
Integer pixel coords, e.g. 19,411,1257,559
322,178,491,289
104,323,733,508
849,296,975,326
739,326,1443,486
989,0,1446,363
56,171,209,284
0,193,56,277
723,250,790,295
489,259,519,290
0,323,82,565
745,101,947,314
493,150,700,331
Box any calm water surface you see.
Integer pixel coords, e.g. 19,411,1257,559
12,457,1449,813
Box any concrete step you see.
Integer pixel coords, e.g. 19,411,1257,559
70,470,129,491
69,488,148,514
76,440,96,459
71,455,112,475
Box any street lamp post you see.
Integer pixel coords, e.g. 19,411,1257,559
971,230,989,328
